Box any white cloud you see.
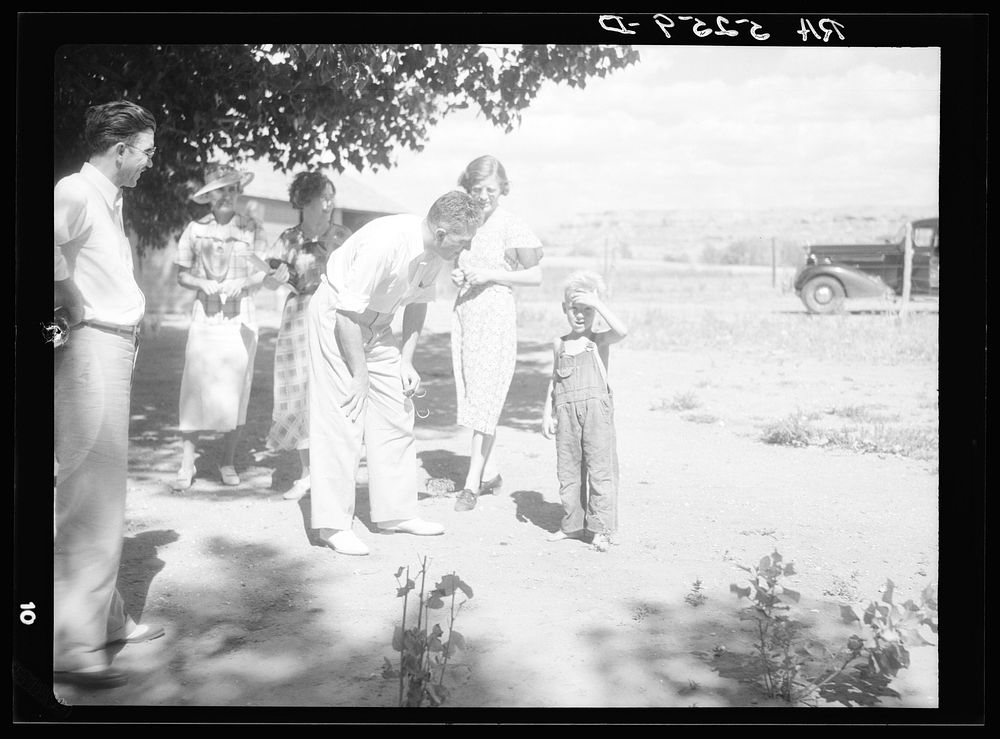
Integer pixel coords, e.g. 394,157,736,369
351,45,940,232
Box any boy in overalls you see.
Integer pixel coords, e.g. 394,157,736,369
542,271,629,551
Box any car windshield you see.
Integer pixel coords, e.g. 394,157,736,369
913,226,936,248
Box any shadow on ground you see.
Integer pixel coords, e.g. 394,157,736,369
58,534,396,707
116,529,180,631
509,490,564,534
68,496,921,709
130,326,553,502
403,331,553,435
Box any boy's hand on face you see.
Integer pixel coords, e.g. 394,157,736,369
570,290,601,309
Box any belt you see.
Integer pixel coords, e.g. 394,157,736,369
80,319,141,339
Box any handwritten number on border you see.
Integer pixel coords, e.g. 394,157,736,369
601,15,842,43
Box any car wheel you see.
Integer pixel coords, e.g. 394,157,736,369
801,275,846,314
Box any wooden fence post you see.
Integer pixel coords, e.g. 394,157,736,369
900,221,914,316
771,236,776,288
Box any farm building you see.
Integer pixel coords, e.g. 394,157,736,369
238,159,409,237
133,160,408,321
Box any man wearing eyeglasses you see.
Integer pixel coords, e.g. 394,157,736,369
53,100,162,689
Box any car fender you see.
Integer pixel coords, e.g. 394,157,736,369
794,264,892,299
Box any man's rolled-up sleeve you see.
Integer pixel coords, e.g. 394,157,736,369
54,179,88,249
325,240,386,314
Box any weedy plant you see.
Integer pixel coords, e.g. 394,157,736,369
650,390,701,413
760,411,818,447
729,551,805,701
729,550,938,706
382,557,473,707
685,578,707,607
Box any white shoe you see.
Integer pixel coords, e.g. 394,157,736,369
283,476,311,500
319,528,370,556
219,465,240,486
378,518,445,536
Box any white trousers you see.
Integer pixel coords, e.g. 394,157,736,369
54,326,138,671
307,287,419,530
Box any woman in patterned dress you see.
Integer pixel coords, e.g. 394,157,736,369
172,163,279,490
451,155,543,512
265,171,352,500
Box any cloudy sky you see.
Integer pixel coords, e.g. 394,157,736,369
347,45,941,233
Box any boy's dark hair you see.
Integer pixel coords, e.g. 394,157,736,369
84,100,157,157
427,190,483,233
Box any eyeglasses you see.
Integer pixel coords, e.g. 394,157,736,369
122,142,156,160
412,387,430,420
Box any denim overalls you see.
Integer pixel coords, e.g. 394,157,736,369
552,337,620,536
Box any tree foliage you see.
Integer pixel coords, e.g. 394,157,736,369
54,43,640,252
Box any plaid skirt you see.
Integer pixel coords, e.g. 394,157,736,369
266,292,313,450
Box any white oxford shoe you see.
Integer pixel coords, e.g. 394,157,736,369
320,529,370,556
378,518,445,536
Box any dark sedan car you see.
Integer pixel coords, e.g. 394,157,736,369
794,217,939,314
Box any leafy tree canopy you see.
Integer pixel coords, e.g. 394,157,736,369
55,43,640,252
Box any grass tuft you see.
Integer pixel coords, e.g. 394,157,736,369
761,412,816,447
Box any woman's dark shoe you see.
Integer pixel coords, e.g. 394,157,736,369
454,489,478,512
478,473,503,495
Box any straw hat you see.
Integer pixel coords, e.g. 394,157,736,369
190,162,255,204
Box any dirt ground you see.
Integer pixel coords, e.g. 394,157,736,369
47,291,939,715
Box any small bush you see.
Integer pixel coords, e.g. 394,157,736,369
383,558,473,707
701,238,803,268
761,412,817,447
685,579,707,607
684,413,720,425
727,550,938,706
826,424,938,460
828,405,901,423
652,390,700,412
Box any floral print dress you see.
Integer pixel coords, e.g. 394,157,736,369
265,223,351,451
452,207,542,434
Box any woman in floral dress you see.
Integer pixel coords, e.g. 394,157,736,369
265,171,352,500
451,155,543,512
173,163,278,490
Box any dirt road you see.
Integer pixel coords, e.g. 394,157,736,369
46,294,939,712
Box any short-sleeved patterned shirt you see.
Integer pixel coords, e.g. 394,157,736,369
270,223,352,295
456,206,543,289
175,212,268,320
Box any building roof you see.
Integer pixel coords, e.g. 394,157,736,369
241,159,409,215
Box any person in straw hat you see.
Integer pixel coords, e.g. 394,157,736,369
171,162,285,490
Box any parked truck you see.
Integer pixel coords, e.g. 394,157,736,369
793,217,939,314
